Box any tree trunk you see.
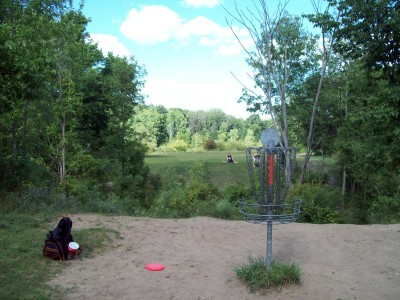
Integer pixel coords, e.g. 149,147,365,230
298,6,339,185
298,59,326,184
22,98,30,153
298,24,332,185
341,165,346,208
12,118,17,158
121,118,126,174
59,117,66,186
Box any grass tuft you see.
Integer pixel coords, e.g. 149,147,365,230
235,255,301,293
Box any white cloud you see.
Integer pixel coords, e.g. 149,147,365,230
214,43,241,56
119,5,252,57
120,5,183,44
143,75,253,119
90,33,131,57
178,16,219,38
181,0,220,8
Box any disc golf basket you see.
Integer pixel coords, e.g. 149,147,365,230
239,128,302,268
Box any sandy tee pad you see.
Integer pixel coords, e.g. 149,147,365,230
49,214,400,300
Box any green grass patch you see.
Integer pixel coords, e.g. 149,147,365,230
0,212,121,299
235,256,301,293
145,151,249,191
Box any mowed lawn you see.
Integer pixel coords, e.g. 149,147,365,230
145,151,249,191
145,151,342,190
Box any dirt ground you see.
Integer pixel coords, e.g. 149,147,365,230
49,214,400,300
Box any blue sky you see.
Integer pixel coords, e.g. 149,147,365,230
81,0,318,119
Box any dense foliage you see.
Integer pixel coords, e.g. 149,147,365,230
238,0,400,223
1,0,398,224
0,0,148,209
308,0,400,223
129,106,271,152
0,0,269,216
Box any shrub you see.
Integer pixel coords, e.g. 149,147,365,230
68,151,105,181
69,180,103,210
167,139,189,152
151,161,222,218
111,174,144,213
76,193,125,215
1,186,55,213
368,195,400,224
0,156,52,192
302,170,329,185
185,161,220,202
223,182,253,205
216,142,226,151
224,141,246,151
299,205,342,224
204,139,217,150
142,172,162,209
151,186,196,218
288,183,343,224
288,183,341,208
188,160,213,183
373,173,400,199
212,199,241,220
156,140,188,152
150,168,187,217
185,180,219,202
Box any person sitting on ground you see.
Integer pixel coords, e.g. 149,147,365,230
226,153,235,163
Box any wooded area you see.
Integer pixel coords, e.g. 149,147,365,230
0,0,399,223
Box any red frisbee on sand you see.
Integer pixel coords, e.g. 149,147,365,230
145,263,165,271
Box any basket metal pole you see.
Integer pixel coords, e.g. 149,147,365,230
242,136,301,269
266,219,272,268
266,147,275,268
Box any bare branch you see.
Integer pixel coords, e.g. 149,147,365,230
299,2,341,184
221,0,299,149
229,71,256,95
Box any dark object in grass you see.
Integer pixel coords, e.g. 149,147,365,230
226,153,235,163
43,216,80,260
47,216,73,241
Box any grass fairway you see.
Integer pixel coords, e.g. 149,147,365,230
145,151,250,190
145,150,343,191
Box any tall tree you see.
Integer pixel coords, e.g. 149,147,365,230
0,0,92,189
165,108,188,141
206,109,227,139
327,0,400,85
77,58,112,151
101,54,145,174
317,0,400,216
294,1,340,184
129,105,167,151
226,0,319,181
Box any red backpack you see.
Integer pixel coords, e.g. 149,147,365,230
43,217,74,261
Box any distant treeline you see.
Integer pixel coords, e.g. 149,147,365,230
129,105,271,152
